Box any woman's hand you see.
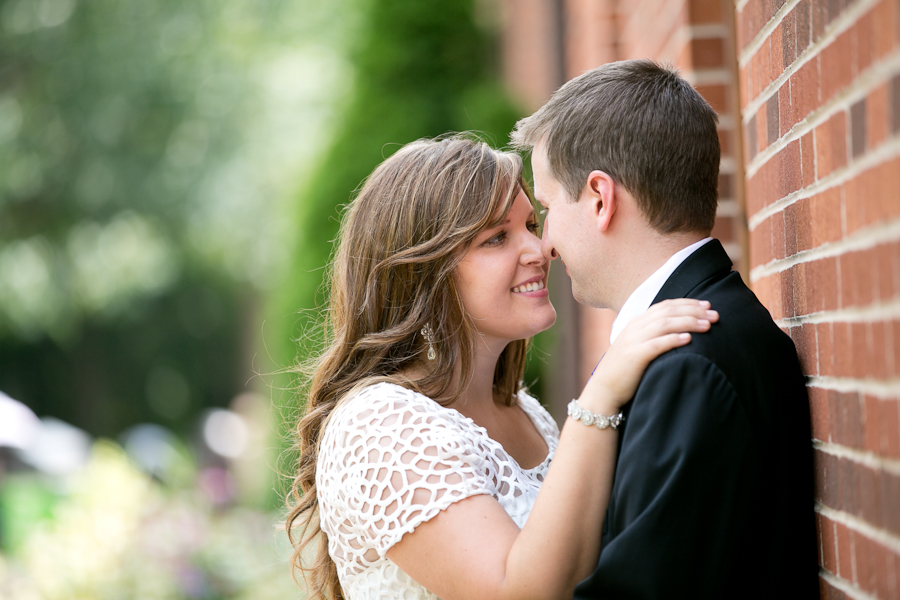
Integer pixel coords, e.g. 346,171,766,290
579,299,718,414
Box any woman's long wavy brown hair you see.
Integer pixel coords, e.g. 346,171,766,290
285,136,533,599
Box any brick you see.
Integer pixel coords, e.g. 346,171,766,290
840,250,876,308
855,462,883,528
833,321,852,376
782,7,798,68
850,98,867,159
757,103,768,153
740,64,751,109
746,114,758,162
718,172,733,199
767,93,780,145
815,111,848,178
819,577,850,600
791,321,818,374
819,322,836,376
855,10,875,74
867,83,889,150
850,163,895,233
710,215,735,242
691,37,725,69
720,128,732,157
815,449,841,508
779,139,802,198
839,455,859,516
688,0,723,24
851,530,870,591
810,187,842,247
881,471,900,535
773,209,787,262
759,37,772,91
800,131,815,186
873,0,897,60
781,262,795,317
810,386,831,441
851,322,870,378
785,197,811,255
863,394,881,453
867,323,888,380
836,520,854,580
696,84,727,114
779,83,795,136
892,319,900,378
887,319,897,378
845,174,866,235
821,30,854,104
811,1,828,42
793,260,810,316
754,272,784,319
877,397,900,457
796,0,812,54
877,548,900,599
750,219,771,267
791,57,819,125
770,22,784,80
873,243,895,301
875,544,900,600
829,389,863,448
873,158,900,224
807,256,840,313
819,513,839,574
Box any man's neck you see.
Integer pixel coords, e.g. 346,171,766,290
610,232,708,313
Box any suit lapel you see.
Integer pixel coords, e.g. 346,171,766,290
652,239,733,303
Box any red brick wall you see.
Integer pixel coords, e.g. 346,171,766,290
501,0,900,595
736,0,900,596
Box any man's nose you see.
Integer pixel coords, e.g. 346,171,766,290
541,218,559,260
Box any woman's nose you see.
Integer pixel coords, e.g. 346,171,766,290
522,232,547,265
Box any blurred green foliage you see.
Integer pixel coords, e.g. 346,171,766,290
266,0,528,473
0,0,354,438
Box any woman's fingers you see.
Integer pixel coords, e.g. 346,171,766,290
624,304,718,343
646,314,714,336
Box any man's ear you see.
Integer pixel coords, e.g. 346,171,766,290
584,170,617,232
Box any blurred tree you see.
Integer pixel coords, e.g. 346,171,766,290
0,0,355,441
267,0,532,495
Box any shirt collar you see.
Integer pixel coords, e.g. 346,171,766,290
609,237,713,344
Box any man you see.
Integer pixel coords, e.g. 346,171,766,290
512,60,819,598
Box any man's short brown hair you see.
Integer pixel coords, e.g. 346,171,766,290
511,59,720,234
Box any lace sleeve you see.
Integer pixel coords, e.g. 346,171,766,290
317,382,494,561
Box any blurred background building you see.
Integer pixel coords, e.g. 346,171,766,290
0,0,897,598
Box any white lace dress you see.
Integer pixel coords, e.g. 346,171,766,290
316,381,560,600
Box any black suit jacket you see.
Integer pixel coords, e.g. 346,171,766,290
574,240,819,599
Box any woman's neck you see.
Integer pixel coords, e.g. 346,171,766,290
448,339,504,415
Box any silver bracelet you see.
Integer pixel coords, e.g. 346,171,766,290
567,399,625,430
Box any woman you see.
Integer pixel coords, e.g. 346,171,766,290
286,136,716,600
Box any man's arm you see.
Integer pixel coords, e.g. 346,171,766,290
575,352,757,599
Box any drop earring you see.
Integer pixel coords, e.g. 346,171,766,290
421,324,436,361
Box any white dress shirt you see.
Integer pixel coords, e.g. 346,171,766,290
609,237,713,344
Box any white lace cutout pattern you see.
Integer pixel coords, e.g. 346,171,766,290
316,382,559,600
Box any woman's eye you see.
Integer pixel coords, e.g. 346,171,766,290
483,231,506,246
527,221,540,234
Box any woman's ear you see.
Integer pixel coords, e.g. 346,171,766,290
585,170,617,232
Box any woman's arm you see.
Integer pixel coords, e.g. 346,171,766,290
386,299,718,600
